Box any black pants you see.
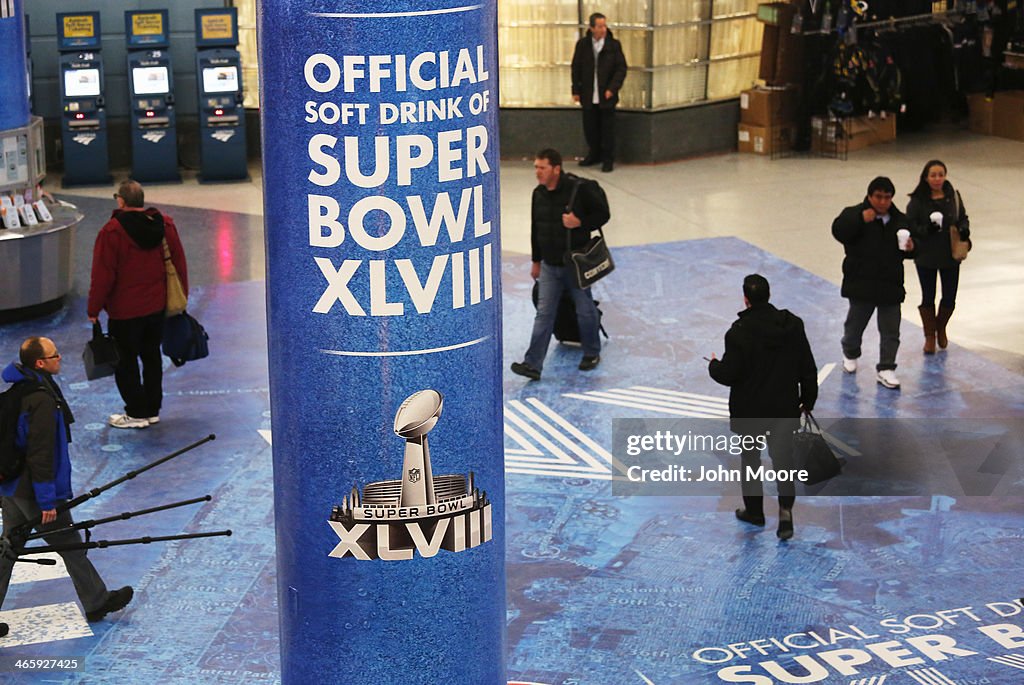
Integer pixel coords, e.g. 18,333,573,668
581,106,617,163
740,425,797,516
916,263,960,310
109,311,165,419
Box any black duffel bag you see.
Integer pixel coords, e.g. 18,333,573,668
792,412,842,485
83,321,120,380
162,312,209,367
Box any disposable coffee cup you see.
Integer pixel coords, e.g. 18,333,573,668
897,229,911,251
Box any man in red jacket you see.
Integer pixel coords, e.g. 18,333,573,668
88,180,188,429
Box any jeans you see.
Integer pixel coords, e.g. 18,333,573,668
524,263,601,371
109,311,165,418
0,497,109,614
916,264,960,310
841,299,901,371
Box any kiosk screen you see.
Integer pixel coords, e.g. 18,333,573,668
202,66,239,94
132,66,170,95
64,68,101,97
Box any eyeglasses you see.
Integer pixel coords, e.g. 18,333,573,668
40,352,62,360
112,193,121,200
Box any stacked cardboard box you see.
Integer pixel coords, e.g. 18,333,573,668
737,86,800,155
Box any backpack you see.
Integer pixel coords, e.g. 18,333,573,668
0,381,44,484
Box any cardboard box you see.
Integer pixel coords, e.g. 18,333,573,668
740,86,800,126
844,115,897,151
967,93,994,135
738,122,794,155
992,90,1024,141
810,115,896,153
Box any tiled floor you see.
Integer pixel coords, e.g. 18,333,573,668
1,125,1022,684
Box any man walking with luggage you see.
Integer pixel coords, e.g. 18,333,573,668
512,149,608,381
708,275,818,540
831,176,914,389
88,179,188,428
1,337,133,639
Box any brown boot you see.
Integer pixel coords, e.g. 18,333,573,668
936,305,954,349
918,305,937,354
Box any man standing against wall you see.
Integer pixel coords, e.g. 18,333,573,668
571,12,628,173
89,180,188,429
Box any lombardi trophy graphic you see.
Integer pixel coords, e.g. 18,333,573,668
328,389,492,561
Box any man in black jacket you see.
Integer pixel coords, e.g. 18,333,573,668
571,13,628,172
831,176,914,389
709,275,818,540
511,149,609,381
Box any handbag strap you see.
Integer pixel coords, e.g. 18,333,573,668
162,238,172,261
565,178,582,252
92,321,103,340
802,411,822,433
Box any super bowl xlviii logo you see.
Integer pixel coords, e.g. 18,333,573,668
328,389,492,561
72,133,96,146
211,129,235,143
142,131,167,144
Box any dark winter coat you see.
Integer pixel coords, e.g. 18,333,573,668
88,208,188,320
1,363,75,511
906,181,970,269
531,172,610,267
831,200,914,305
571,28,628,109
708,303,818,435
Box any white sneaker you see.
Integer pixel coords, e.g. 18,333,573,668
876,369,901,389
842,356,857,373
146,416,160,425
109,414,150,429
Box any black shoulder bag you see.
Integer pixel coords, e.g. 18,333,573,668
563,179,615,289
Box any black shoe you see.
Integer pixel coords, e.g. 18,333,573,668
777,511,794,540
601,161,614,173
86,586,134,623
578,355,600,371
0,622,8,638
510,361,541,381
735,508,766,527
579,157,599,167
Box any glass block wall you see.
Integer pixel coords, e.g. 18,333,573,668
232,0,762,111
501,0,763,110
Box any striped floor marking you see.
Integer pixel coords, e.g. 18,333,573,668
905,666,956,685
564,385,730,418
0,602,93,648
848,675,886,685
988,653,1024,670
504,398,613,480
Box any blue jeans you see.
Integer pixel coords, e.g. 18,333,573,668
524,263,601,370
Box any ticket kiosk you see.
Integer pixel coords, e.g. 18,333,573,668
195,8,248,182
56,12,111,187
125,9,180,183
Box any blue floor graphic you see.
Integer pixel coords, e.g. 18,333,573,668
0,237,1021,684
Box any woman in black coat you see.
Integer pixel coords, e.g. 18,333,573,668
906,159,970,353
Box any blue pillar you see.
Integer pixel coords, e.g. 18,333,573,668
0,0,29,130
257,2,505,683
